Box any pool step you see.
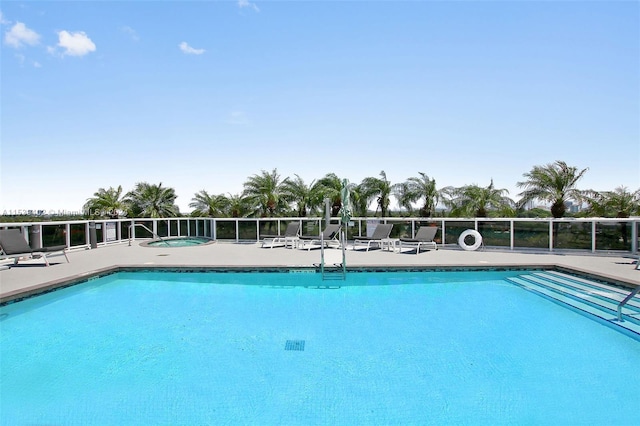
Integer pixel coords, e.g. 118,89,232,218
507,272,640,338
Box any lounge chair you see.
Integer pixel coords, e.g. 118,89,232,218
0,229,69,266
299,224,341,251
261,222,301,248
399,226,438,254
352,224,394,252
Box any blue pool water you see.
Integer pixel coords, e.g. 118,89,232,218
146,237,211,247
1,270,639,425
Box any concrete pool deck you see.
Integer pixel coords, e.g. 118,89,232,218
1,240,639,302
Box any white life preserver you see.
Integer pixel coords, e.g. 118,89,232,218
458,229,483,251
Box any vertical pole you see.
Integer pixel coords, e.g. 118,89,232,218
510,220,514,251
442,219,446,247
549,220,554,252
591,220,597,253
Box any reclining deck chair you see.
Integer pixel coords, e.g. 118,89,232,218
352,224,394,252
261,222,301,248
299,224,341,251
0,229,69,266
399,226,438,254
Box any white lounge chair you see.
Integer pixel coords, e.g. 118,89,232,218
352,224,394,252
0,229,69,266
260,222,301,248
299,224,341,251
399,226,438,254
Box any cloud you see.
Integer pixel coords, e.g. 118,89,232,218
56,30,96,56
179,41,204,55
121,25,139,42
0,10,11,25
4,22,40,48
0,11,10,25
238,0,260,12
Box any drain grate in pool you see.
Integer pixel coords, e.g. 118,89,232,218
284,340,305,351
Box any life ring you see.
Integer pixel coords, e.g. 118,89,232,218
458,229,483,251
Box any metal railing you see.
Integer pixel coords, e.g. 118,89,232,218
319,229,347,280
617,286,640,322
0,216,638,255
128,224,169,246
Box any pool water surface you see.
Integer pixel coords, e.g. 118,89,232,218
1,270,638,425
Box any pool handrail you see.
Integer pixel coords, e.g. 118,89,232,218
128,224,170,246
617,285,640,322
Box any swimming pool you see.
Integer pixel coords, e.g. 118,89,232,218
141,237,213,247
1,270,638,425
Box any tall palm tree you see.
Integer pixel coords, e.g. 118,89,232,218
281,175,322,217
225,193,252,218
517,160,588,218
405,172,441,217
83,185,125,218
360,170,393,217
392,182,413,216
124,182,179,218
350,184,369,217
189,190,228,217
313,173,344,216
581,186,640,218
242,169,288,217
445,180,514,217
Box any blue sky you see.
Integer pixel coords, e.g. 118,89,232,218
1,1,638,214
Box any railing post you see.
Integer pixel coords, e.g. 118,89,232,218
65,223,71,248
549,220,554,252
510,220,514,250
442,219,446,246
236,219,240,242
591,220,597,253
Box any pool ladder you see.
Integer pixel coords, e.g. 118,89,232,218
128,224,170,246
617,285,640,322
320,230,346,281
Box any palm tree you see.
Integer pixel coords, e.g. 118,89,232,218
124,182,179,218
392,182,413,216
445,180,514,217
83,185,126,218
517,160,588,218
405,172,442,217
225,193,252,218
189,190,228,217
360,171,393,217
581,186,640,218
242,169,288,217
281,175,322,217
313,173,344,216
350,184,369,217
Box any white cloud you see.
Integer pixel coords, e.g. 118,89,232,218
56,30,96,56
0,11,10,25
4,22,40,48
33,61,41,68
179,41,204,55
238,0,260,12
121,25,139,42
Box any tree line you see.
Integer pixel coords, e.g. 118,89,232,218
83,161,640,220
